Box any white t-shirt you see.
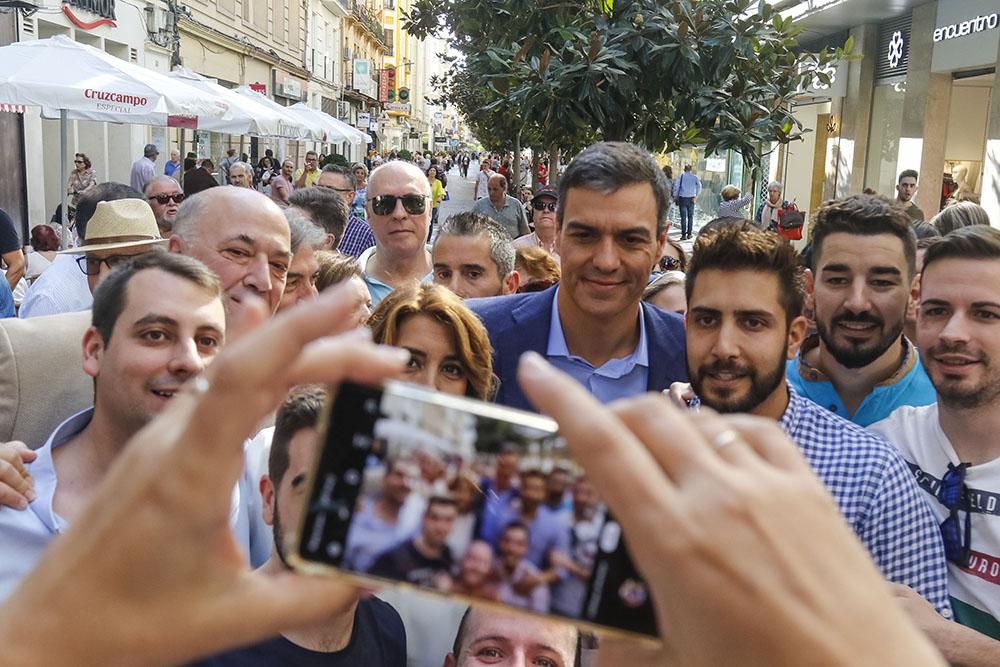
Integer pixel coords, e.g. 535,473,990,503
871,404,1000,638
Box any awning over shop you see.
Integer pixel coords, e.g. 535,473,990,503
287,103,371,146
231,86,325,141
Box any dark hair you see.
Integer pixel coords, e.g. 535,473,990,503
662,164,673,180
315,250,363,292
898,169,918,183
436,211,515,276
269,385,327,487
321,163,352,178
289,186,348,240
922,225,1000,278
30,225,60,252
931,201,990,235
519,469,547,485
687,222,805,326
74,152,92,170
810,195,917,278
663,238,687,272
74,182,144,241
92,252,222,346
451,607,582,667
501,520,530,540
697,216,751,238
911,222,941,240
558,142,671,236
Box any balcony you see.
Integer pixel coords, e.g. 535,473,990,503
349,1,389,50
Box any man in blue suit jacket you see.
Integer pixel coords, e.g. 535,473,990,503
469,142,687,411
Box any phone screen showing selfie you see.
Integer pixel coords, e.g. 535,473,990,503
294,381,658,639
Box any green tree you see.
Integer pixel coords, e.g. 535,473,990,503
407,0,850,175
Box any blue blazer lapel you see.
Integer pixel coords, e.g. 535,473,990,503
642,301,689,392
497,287,556,411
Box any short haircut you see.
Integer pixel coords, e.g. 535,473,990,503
30,225,59,252
91,252,221,346
289,185,348,240
501,520,530,540
922,225,1000,278
643,270,686,303
720,185,741,201
305,150,317,159
425,495,458,515
321,163,352,178
75,182,144,241
228,161,252,177
144,175,181,196
912,222,942,240
450,607,582,667
898,169,918,183
931,201,990,235
810,194,917,278
314,250,363,292
687,223,805,327
514,247,561,284
270,385,327,487
436,211,515,276
285,209,328,253
143,143,158,158
519,469,546,485
368,282,496,400
767,180,782,191
558,142,671,236
488,173,508,189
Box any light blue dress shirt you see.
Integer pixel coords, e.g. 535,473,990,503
545,288,649,403
0,408,93,602
672,170,702,198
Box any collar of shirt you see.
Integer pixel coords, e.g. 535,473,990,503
546,286,648,378
30,407,95,534
795,334,917,387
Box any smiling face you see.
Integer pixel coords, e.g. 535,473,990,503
82,269,225,440
558,183,665,325
812,232,912,369
447,608,578,667
366,163,430,258
918,258,1000,410
687,268,805,415
498,525,529,570
459,540,494,589
279,244,320,311
170,189,291,320
395,313,469,395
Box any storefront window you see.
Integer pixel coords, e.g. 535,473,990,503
661,147,750,225
864,81,907,196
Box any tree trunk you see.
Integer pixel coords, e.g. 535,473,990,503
511,131,522,195
548,142,561,188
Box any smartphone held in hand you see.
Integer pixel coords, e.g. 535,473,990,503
290,380,659,640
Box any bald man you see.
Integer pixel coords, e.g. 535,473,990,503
168,187,291,337
360,161,434,307
471,174,529,240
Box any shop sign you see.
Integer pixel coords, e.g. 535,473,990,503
384,102,411,114
802,60,847,98
876,15,911,81
352,59,376,99
932,0,1000,72
705,157,727,173
249,82,267,94
63,0,117,30
357,112,371,129
378,70,390,102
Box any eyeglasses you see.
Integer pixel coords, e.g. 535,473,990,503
318,184,356,194
659,256,682,271
149,193,186,205
75,253,139,276
369,194,428,216
73,159,84,164
938,462,972,566
518,279,557,293
532,201,557,212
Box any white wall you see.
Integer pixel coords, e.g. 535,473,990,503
945,84,991,161
783,103,820,209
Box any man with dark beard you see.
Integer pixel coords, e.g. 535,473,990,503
193,386,407,666
788,194,935,426
682,223,950,616
872,227,1000,665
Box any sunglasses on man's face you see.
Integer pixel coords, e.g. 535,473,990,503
532,201,557,212
659,256,681,271
369,194,428,216
149,193,186,205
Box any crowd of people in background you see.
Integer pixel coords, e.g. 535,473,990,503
1,135,1000,667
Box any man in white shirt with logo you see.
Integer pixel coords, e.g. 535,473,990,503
871,225,1000,664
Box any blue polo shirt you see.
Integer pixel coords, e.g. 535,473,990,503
786,335,936,427
546,287,649,403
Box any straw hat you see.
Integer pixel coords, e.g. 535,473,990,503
60,199,167,254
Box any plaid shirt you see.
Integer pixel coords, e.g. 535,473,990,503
780,387,952,616
337,214,376,259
